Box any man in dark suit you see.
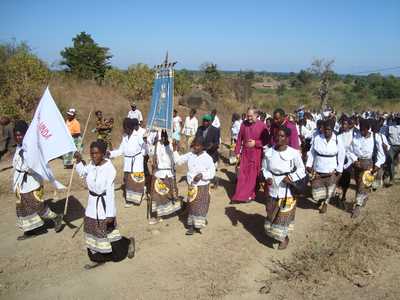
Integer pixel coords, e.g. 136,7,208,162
195,114,220,188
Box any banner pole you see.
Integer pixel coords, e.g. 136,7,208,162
63,110,93,217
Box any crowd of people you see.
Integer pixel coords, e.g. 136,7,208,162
5,101,400,269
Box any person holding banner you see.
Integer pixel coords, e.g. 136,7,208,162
147,130,181,224
74,140,135,269
109,118,147,207
64,108,82,169
173,136,216,235
13,120,63,241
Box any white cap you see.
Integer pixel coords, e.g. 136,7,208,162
67,108,76,116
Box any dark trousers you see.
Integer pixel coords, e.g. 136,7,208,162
385,145,400,181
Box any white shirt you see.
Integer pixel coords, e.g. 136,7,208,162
12,146,42,193
378,132,390,151
231,120,241,140
133,127,146,138
337,129,356,152
182,116,198,136
173,116,182,133
76,159,116,219
127,109,143,122
148,141,175,178
212,115,220,128
307,133,345,173
297,123,314,140
262,146,306,198
346,133,386,168
110,134,147,172
173,151,215,186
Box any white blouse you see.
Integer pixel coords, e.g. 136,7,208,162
182,116,199,136
76,159,116,220
173,151,216,186
148,141,175,179
262,146,306,198
231,120,241,140
110,133,147,173
306,133,345,174
12,146,42,194
345,133,386,169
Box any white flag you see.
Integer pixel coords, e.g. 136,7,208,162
23,87,77,189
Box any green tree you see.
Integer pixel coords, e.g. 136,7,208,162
60,32,112,80
296,69,313,86
199,62,225,98
104,67,126,89
231,71,255,103
125,64,154,101
174,69,193,97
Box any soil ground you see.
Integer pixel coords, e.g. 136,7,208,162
0,148,399,300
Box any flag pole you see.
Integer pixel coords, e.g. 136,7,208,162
63,110,93,218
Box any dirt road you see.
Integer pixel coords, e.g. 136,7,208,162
0,154,399,300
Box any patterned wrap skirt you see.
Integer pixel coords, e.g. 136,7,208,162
264,195,296,242
186,184,210,229
124,172,145,205
354,159,373,206
16,186,57,232
63,136,83,166
84,216,122,254
311,173,337,204
150,176,181,217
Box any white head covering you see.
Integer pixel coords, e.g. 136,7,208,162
67,108,76,116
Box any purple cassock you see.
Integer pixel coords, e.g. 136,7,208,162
232,120,268,202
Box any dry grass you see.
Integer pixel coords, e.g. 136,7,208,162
269,188,400,296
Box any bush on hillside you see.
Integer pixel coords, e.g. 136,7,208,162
0,42,49,119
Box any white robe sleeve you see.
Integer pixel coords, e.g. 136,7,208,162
345,141,359,169
173,151,191,165
336,138,346,173
306,145,315,169
75,162,88,178
374,137,386,168
109,137,125,158
105,164,117,218
289,151,306,181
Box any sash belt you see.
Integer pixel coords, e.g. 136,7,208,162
89,190,106,224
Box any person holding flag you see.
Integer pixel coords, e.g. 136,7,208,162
17,87,78,239
13,120,63,240
74,140,135,269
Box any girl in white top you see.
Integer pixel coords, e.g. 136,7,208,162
173,136,216,235
13,120,62,240
147,130,181,224
262,126,306,249
109,118,148,207
337,117,357,203
345,119,385,218
75,140,135,269
306,120,345,214
172,110,183,144
230,113,242,164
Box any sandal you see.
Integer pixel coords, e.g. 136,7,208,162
84,262,105,270
127,237,136,259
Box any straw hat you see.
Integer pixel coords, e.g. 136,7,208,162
362,169,375,187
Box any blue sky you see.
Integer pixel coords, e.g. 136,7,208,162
0,0,399,74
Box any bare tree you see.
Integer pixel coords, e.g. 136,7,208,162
309,58,335,110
